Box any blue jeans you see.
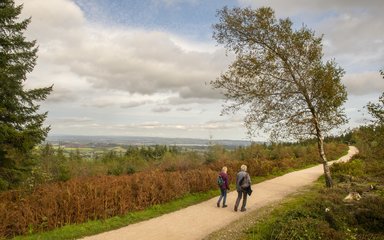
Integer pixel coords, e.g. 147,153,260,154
217,188,227,206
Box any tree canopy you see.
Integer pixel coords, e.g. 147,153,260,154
366,70,384,125
212,7,348,187
0,0,52,189
212,7,347,140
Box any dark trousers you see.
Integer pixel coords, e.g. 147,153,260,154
217,188,227,206
235,190,247,210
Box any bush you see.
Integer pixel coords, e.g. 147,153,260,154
0,141,349,238
269,218,345,240
0,178,8,191
0,168,217,238
354,195,384,233
332,159,365,183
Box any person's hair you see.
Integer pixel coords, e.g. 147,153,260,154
240,164,247,171
222,166,227,173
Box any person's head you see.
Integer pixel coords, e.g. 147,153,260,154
240,164,247,172
222,166,227,173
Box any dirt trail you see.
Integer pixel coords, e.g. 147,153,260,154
80,146,358,240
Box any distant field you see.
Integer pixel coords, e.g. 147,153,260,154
36,145,128,159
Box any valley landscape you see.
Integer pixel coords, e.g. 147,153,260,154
1,1,383,240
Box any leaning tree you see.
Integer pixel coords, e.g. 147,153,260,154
212,7,348,187
0,0,52,189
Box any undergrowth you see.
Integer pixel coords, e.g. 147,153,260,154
244,156,384,240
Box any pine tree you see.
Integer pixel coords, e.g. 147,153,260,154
0,0,52,190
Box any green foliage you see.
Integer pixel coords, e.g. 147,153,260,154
332,159,365,181
366,70,384,125
354,196,384,233
244,118,384,240
212,6,348,187
28,141,345,187
353,71,384,160
211,7,347,140
246,180,384,240
0,0,52,189
351,124,384,160
0,177,9,191
205,144,227,164
0,141,347,238
245,187,346,240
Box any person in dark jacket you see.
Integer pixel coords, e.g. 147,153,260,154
217,166,230,208
234,164,251,212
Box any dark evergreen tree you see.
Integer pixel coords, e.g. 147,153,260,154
0,0,52,189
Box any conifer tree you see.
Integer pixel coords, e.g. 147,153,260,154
0,0,52,189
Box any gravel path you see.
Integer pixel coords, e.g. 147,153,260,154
80,146,358,240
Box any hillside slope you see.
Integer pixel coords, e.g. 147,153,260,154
80,146,358,240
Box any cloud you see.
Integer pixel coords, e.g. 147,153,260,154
237,0,383,16
13,0,383,140
152,106,172,113
176,107,192,112
343,71,384,96
17,0,229,103
45,113,246,138
235,0,384,105
46,87,79,103
51,117,94,124
167,96,218,105
64,29,228,99
17,0,85,44
120,101,149,109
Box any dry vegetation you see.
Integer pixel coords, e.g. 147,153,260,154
0,142,346,238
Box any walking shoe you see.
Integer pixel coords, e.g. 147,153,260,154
234,206,238,212
217,202,220,208
222,205,228,208
240,208,247,212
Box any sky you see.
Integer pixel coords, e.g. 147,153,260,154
15,0,384,141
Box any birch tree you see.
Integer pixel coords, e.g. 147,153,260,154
212,7,348,187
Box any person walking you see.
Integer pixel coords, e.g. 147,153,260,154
217,166,230,208
234,164,251,212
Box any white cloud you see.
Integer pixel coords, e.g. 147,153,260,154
152,106,172,113
233,0,384,104
12,0,384,140
343,72,384,96
18,0,228,102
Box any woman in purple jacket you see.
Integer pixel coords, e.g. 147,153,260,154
217,166,230,208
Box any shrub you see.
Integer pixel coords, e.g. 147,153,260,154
0,168,217,238
354,195,384,233
269,218,345,240
332,159,365,183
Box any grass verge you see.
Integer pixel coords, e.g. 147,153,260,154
203,184,321,240
206,157,384,240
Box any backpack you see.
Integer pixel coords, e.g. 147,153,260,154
240,174,250,189
217,175,224,187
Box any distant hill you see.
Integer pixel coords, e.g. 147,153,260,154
45,135,255,148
